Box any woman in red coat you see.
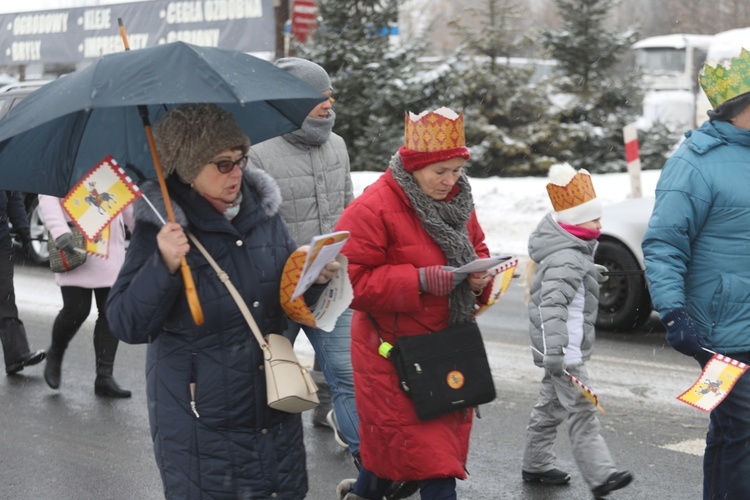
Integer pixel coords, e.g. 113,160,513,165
334,107,494,500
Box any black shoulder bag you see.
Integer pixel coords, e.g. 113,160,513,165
372,316,497,421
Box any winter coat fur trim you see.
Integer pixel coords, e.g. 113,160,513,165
134,167,282,227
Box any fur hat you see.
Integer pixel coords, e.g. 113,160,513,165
274,57,332,93
153,104,250,184
399,107,471,172
546,163,602,225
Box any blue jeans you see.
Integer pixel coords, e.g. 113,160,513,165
353,466,456,500
703,351,750,499
284,308,359,456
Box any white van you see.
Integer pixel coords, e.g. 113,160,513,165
631,33,712,129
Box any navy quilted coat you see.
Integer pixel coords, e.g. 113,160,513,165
107,168,308,499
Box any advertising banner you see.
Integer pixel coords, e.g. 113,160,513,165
0,0,276,66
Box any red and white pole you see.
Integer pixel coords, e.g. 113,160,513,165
623,123,642,198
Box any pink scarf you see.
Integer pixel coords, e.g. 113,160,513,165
559,222,600,241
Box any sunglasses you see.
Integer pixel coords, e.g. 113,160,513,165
209,155,248,174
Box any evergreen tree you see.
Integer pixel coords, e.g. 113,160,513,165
541,0,676,172
444,0,561,177
294,0,441,171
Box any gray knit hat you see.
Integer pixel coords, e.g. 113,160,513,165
153,104,250,184
274,57,332,93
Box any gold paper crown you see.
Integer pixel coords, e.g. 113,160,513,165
699,48,750,109
404,107,466,152
546,171,597,213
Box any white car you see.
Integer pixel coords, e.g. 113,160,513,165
595,196,655,331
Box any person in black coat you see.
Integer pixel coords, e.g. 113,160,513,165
106,104,340,499
0,190,45,374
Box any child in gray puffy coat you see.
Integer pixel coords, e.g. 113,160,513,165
521,163,633,499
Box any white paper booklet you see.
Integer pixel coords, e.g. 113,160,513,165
291,231,350,301
454,255,514,274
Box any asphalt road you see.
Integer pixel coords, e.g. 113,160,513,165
0,261,708,499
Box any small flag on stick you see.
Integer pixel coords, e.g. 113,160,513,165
567,371,606,413
677,353,749,412
85,225,110,259
473,258,519,317
62,156,141,242
529,345,605,412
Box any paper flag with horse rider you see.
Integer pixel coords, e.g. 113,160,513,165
678,353,749,412
62,155,141,243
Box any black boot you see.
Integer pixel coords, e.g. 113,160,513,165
44,310,79,389
94,375,131,398
44,346,64,389
93,319,131,398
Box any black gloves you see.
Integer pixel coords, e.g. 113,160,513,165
17,227,31,245
55,233,77,253
661,308,713,365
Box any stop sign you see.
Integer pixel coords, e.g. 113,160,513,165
291,0,318,44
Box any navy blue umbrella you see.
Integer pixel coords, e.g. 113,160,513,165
0,41,326,197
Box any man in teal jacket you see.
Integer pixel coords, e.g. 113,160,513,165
642,48,750,500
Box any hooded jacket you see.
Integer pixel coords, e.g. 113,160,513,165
527,214,599,366
643,119,750,353
106,168,307,499
248,131,352,245
334,168,491,482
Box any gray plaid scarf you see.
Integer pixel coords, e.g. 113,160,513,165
389,153,478,324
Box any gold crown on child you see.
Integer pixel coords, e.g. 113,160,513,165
699,48,750,109
404,107,466,152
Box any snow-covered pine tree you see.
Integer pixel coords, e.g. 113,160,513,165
541,0,676,172
445,0,562,177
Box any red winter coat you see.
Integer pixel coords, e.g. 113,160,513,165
334,169,492,482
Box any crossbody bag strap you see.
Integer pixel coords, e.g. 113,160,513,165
186,232,267,350
368,313,398,359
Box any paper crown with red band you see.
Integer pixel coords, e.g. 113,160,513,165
546,163,602,225
399,107,471,172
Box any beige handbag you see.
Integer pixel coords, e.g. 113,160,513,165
188,233,319,413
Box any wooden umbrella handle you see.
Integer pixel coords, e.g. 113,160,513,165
144,121,205,327
119,18,203,326
179,257,205,326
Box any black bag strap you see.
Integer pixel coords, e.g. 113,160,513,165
367,313,398,359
